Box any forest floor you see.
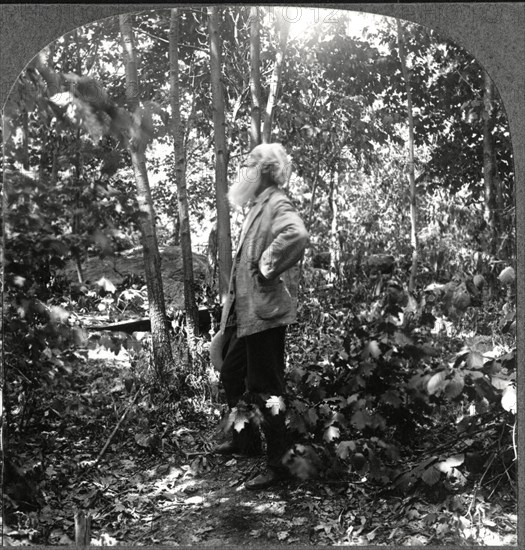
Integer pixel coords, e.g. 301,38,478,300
4,347,518,547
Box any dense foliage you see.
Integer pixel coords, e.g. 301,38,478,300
2,6,516,546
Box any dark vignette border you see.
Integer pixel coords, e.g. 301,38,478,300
1,3,523,549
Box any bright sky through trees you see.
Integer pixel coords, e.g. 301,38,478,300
281,7,385,41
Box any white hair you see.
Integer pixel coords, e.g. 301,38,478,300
228,143,292,208
249,143,292,186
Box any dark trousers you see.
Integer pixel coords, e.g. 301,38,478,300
220,325,289,470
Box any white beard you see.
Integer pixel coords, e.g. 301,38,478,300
228,165,261,208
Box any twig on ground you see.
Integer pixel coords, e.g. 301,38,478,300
94,388,141,466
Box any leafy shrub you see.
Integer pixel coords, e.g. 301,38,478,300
282,271,516,492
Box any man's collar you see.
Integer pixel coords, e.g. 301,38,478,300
251,185,276,206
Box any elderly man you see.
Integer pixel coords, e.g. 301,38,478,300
214,143,308,490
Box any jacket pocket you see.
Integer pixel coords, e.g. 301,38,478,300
253,275,292,320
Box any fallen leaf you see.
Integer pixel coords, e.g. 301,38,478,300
501,385,516,413
184,496,204,505
366,526,380,541
96,276,117,293
156,463,170,475
196,526,214,535
436,454,465,473
58,534,74,545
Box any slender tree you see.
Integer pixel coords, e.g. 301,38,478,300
329,171,344,280
262,14,290,143
119,14,174,385
482,69,498,254
397,20,418,292
208,7,233,301
249,6,262,149
169,8,199,348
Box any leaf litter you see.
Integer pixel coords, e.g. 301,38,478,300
4,356,517,547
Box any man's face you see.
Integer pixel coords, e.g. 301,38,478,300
228,155,262,208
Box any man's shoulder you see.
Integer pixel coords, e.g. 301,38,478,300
268,186,293,207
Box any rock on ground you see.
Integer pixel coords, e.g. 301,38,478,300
63,246,211,310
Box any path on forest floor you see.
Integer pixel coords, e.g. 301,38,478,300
99,446,517,547
120,453,322,546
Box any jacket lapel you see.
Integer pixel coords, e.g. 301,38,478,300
237,187,274,251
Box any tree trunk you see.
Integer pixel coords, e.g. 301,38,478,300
208,7,233,302
249,7,262,149
397,20,418,292
21,109,29,170
483,70,497,255
329,172,342,280
307,148,321,230
262,15,290,143
119,14,174,386
169,8,199,349
72,129,84,283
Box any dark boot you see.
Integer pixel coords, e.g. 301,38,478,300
245,466,290,490
246,394,292,488
213,440,238,455
213,421,262,457
234,421,263,456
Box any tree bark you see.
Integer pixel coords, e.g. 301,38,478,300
119,14,174,385
249,7,262,149
169,8,199,347
307,147,321,230
208,7,233,302
262,15,290,143
329,172,342,280
483,70,497,255
397,20,418,292
20,109,29,170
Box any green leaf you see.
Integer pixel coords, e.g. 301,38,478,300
394,331,413,347
347,393,359,405
351,410,369,430
436,453,464,473
287,451,320,480
466,351,484,369
421,465,441,486
323,425,340,443
380,389,402,407
233,413,249,432
444,373,464,398
367,340,381,359
427,370,447,395
490,376,510,391
351,452,367,471
336,440,356,459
